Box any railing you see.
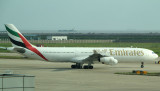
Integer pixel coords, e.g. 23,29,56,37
0,40,114,44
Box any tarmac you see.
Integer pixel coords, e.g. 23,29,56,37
0,58,160,91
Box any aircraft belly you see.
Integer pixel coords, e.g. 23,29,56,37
46,54,74,62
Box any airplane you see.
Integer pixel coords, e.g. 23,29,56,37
3,24,159,69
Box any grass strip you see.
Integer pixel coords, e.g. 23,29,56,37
0,56,25,59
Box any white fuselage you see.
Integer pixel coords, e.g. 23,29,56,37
22,47,158,63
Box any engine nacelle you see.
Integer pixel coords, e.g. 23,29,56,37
100,57,118,65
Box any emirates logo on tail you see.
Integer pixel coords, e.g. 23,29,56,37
5,24,48,61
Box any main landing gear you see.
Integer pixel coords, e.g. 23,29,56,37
83,65,93,69
141,62,144,68
71,63,93,69
71,63,82,69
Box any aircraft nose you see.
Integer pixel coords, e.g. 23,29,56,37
153,54,159,60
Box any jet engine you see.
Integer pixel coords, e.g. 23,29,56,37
100,57,118,65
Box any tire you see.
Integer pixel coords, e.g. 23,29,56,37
132,70,136,73
83,65,88,69
141,65,144,68
71,65,76,69
89,66,93,69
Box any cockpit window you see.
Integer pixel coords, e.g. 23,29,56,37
152,52,156,54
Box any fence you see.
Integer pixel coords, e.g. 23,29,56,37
0,40,114,44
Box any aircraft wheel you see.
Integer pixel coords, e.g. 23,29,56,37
71,65,76,69
141,65,144,68
141,62,144,68
89,66,93,69
83,65,89,69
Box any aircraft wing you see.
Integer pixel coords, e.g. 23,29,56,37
0,47,7,50
71,50,118,66
83,54,103,64
71,50,107,64
0,47,25,53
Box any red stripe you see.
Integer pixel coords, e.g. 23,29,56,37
18,33,48,61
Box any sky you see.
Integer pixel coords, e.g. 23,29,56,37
0,0,160,33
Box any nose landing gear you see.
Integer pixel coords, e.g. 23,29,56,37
141,62,144,68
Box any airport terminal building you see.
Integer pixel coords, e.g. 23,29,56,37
47,36,67,40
